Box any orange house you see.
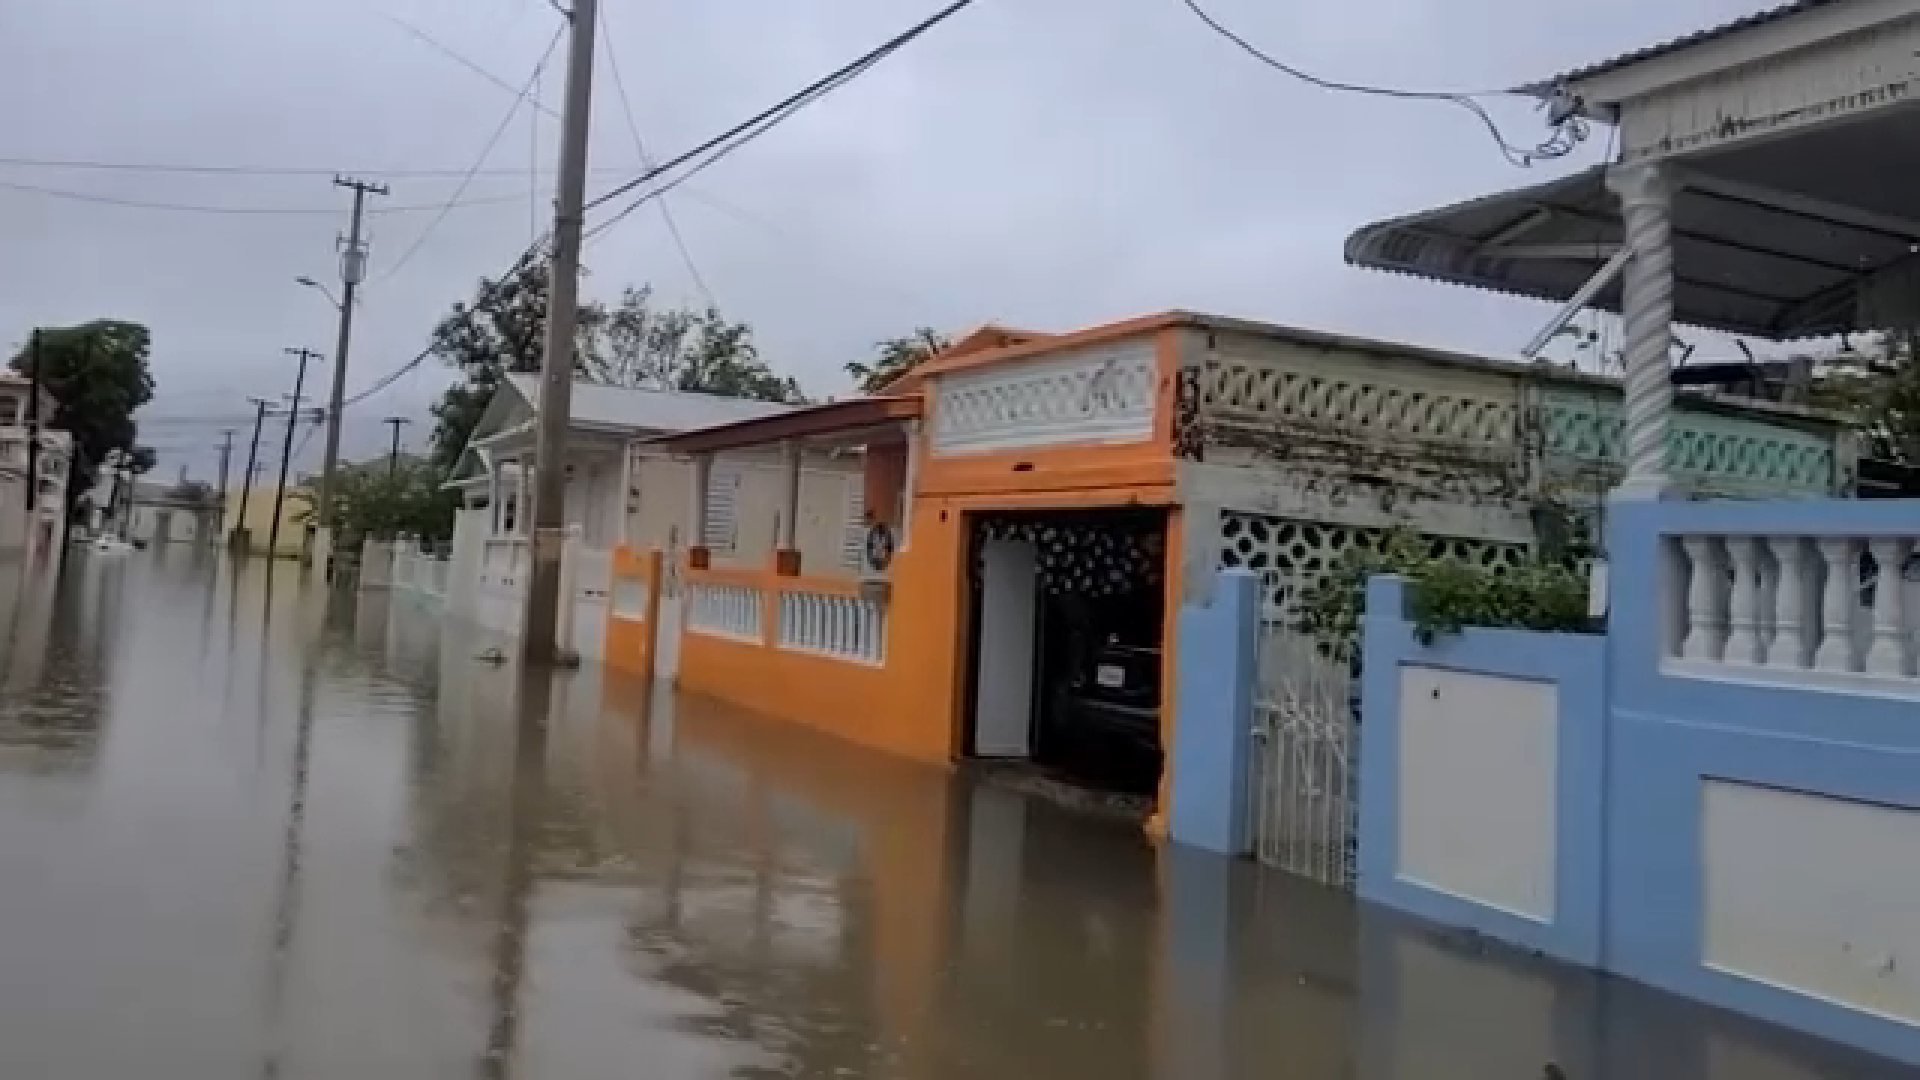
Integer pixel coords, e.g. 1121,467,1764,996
605,313,1192,819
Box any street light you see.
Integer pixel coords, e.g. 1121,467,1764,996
295,276,342,311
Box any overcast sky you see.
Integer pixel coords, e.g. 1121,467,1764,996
3,0,1779,483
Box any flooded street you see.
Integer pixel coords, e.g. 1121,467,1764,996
0,548,1913,1080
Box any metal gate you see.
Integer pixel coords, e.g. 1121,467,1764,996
1250,616,1358,890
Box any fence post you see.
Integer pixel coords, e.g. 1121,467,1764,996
1169,568,1260,854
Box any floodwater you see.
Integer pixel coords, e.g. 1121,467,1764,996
0,548,1913,1080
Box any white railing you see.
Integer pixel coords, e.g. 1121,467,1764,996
687,581,763,641
1668,528,1919,692
777,590,886,665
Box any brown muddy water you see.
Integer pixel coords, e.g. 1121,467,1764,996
0,547,1913,1080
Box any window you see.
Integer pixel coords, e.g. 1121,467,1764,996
842,482,866,570
702,464,739,552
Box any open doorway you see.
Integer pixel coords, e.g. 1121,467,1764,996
963,507,1168,802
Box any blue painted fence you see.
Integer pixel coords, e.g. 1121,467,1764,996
1349,497,1920,1066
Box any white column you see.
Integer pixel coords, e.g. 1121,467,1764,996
1680,535,1725,662
1725,537,1764,665
1606,163,1676,500
778,439,801,552
1812,537,1860,672
1765,536,1810,668
1865,537,1912,677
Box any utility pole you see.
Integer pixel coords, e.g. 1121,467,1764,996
314,176,387,581
215,429,235,541
382,416,411,475
233,397,271,553
269,348,319,561
522,0,597,665
23,330,39,514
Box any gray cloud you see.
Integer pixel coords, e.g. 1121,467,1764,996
3,0,1777,481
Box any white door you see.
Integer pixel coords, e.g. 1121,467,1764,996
973,537,1038,758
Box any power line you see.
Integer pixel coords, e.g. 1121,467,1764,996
580,0,983,242
0,178,545,217
1172,0,1587,167
343,0,982,412
377,10,562,119
376,24,568,283
0,156,644,179
600,0,714,309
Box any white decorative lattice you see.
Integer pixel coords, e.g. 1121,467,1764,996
1218,512,1527,619
1204,357,1517,450
932,340,1157,457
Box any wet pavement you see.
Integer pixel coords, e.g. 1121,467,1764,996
0,547,1915,1080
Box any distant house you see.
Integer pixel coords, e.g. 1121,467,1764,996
128,481,217,546
0,371,70,564
437,375,802,654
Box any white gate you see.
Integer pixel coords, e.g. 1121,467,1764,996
1250,591,1359,890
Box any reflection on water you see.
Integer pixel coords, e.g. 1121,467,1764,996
0,552,1911,1079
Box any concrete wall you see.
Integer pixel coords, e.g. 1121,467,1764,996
1350,497,1920,1067
1603,497,1920,1064
630,447,864,581
1357,577,1606,965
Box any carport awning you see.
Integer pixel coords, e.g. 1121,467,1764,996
1345,163,1920,341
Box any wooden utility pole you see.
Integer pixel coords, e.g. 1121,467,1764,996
269,349,319,560
23,330,39,513
215,428,236,541
233,397,271,552
523,0,598,664
382,416,411,475
314,177,387,576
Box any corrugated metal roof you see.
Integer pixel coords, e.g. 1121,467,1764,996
1529,0,1843,91
1344,162,1917,340
503,373,796,435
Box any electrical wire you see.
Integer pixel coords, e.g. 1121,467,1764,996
580,0,981,243
375,24,567,283
0,156,645,179
378,10,562,119
1173,0,1587,167
345,0,982,411
338,236,551,410
0,178,544,217
600,0,715,309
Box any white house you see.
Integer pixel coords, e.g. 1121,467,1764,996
442,374,797,658
0,371,70,566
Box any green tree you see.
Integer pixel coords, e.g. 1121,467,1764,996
8,320,156,518
428,272,801,472
594,286,802,402
426,259,610,474
313,459,459,553
1811,331,1920,464
845,327,949,394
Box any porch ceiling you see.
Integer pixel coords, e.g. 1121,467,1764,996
1345,106,1920,341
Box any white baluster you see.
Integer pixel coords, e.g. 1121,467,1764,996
1725,537,1764,665
1813,537,1861,672
1865,538,1912,678
1680,536,1727,662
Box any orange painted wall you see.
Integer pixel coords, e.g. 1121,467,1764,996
670,326,1191,808
603,547,661,678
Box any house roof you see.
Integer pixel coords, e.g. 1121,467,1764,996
502,373,795,435
646,396,923,455
1522,1,1844,94
1344,150,1920,341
